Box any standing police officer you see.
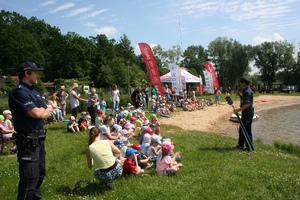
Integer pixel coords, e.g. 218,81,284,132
9,62,52,199
234,77,254,151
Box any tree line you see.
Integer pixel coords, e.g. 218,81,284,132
1,10,299,94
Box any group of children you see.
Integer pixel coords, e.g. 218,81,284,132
149,95,177,117
180,97,220,112
83,102,183,177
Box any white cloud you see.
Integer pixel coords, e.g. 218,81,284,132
40,1,55,7
253,32,285,45
83,22,96,27
93,26,117,37
49,3,75,13
80,9,108,20
230,1,294,21
64,5,94,17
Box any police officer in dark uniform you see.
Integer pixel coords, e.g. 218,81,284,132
234,77,254,151
9,62,52,200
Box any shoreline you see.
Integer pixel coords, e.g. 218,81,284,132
159,95,300,144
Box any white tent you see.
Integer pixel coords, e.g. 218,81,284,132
160,67,201,83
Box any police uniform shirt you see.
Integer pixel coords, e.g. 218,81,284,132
9,81,46,134
240,86,254,116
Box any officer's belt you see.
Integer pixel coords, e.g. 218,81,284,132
19,129,46,136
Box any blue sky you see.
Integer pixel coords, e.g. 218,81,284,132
1,0,300,55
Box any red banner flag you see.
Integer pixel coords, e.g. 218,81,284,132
204,62,220,89
138,43,163,95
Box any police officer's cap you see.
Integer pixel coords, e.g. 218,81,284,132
18,62,43,73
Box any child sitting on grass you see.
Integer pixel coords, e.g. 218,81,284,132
147,135,161,164
2,110,17,152
113,139,126,165
122,148,144,176
95,109,104,128
78,112,90,131
67,116,79,133
132,143,152,169
156,143,183,175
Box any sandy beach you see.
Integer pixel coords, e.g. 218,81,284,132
159,95,300,142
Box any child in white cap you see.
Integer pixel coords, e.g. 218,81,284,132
147,135,161,163
1,111,17,152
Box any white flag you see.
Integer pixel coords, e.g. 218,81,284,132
168,63,182,95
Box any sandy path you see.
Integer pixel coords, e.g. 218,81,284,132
159,95,300,140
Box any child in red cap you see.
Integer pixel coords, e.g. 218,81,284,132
132,143,152,169
95,109,104,128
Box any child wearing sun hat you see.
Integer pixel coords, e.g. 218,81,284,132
148,113,160,135
67,116,79,133
132,143,152,169
0,112,17,152
147,135,161,164
122,148,144,176
156,143,183,175
95,109,104,128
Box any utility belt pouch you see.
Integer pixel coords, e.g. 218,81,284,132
27,135,39,148
38,129,47,141
26,129,47,147
38,134,46,141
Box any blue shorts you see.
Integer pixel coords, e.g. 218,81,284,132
215,96,220,101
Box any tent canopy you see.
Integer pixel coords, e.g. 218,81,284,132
160,67,201,83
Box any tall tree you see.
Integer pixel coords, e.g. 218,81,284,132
152,45,182,68
0,10,44,75
207,37,250,90
252,41,295,87
180,45,207,75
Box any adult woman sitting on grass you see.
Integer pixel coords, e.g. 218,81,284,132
86,127,123,191
99,115,121,141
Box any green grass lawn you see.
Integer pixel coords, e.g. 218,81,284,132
1,119,300,200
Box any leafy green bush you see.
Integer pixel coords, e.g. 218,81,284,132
0,98,9,111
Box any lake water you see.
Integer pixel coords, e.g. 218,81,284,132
252,104,300,145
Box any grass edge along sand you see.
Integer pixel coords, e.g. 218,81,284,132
0,120,300,200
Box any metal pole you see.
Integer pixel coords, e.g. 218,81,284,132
127,61,130,94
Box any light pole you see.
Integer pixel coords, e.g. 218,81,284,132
127,61,130,94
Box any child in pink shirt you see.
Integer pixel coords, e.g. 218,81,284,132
156,143,183,175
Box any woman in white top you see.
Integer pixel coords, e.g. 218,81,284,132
111,84,120,115
99,115,120,141
69,83,87,119
86,127,122,191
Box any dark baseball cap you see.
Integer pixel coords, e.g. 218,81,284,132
18,62,43,73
